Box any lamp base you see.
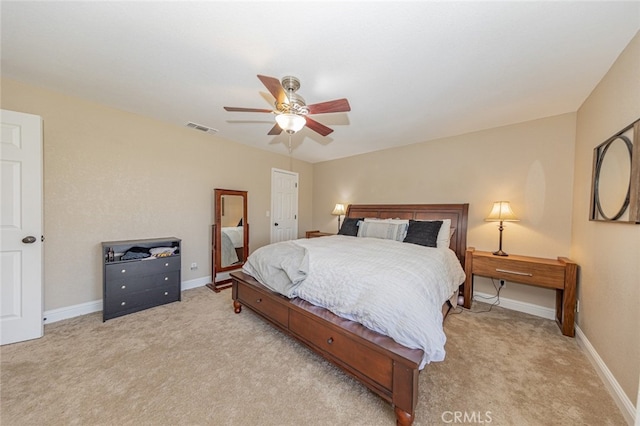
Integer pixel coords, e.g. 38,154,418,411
492,249,509,256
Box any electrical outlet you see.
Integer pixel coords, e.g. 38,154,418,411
190,262,198,270
499,280,505,288
576,300,580,313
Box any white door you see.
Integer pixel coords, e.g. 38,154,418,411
1,109,43,345
271,168,298,243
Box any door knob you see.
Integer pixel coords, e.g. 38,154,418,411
22,236,37,244
274,223,279,226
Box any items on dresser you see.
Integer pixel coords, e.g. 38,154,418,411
102,237,181,321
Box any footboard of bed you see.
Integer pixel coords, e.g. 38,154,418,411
231,271,423,426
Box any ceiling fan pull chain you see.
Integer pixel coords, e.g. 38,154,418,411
288,134,293,171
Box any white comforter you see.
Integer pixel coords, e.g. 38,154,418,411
243,235,466,368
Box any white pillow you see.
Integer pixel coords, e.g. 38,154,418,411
357,221,408,241
363,218,410,224
359,218,453,247
436,219,452,248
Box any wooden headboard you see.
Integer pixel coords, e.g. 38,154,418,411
345,203,469,266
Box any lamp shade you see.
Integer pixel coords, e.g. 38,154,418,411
485,201,519,222
332,203,346,216
275,113,306,133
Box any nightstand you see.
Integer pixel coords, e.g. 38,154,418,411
464,247,578,337
305,230,334,238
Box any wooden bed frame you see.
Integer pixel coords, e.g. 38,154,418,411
231,203,469,425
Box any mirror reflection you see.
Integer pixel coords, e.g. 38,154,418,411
220,195,245,267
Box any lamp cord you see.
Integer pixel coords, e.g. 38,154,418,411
448,278,504,316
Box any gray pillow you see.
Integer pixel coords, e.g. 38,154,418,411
403,220,442,247
338,217,363,236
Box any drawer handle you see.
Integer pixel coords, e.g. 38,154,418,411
121,301,126,306
496,268,533,277
256,298,262,303
327,337,334,345
121,269,126,274
164,291,169,296
121,285,126,289
165,262,169,267
164,277,169,281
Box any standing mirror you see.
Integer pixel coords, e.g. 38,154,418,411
206,188,248,292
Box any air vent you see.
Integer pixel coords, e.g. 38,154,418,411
186,122,218,134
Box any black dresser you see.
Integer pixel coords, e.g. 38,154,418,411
102,237,181,321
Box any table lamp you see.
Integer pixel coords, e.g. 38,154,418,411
332,203,346,232
485,201,519,256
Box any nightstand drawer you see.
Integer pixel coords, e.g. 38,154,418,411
473,255,565,289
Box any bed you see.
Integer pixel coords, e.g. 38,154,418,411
230,203,469,425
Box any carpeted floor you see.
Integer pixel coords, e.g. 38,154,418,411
0,287,626,426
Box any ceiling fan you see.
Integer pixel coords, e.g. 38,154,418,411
224,75,351,136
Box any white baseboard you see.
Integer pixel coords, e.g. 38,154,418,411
473,291,556,320
43,299,103,324
42,276,211,324
474,291,635,425
576,326,635,425
182,275,212,290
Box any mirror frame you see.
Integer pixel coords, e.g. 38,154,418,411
589,119,640,224
208,188,248,292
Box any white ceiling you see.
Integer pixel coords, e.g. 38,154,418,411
2,1,639,163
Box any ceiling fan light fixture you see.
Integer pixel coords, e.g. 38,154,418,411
275,113,306,134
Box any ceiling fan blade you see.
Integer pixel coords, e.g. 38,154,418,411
224,107,273,113
304,116,334,136
267,123,283,136
257,74,288,105
307,98,351,115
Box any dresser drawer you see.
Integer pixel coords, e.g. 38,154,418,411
289,310,393,390
104,284,180,318
105,256,181,280
237,283,289,328
105,270,180,295
473,255,565,289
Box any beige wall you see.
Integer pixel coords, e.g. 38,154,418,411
572,31,640,405
221,195,244,228
1,78,313,311
313,113,577,308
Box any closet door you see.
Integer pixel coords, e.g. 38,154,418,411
1,109,43,345
271,168,298,243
